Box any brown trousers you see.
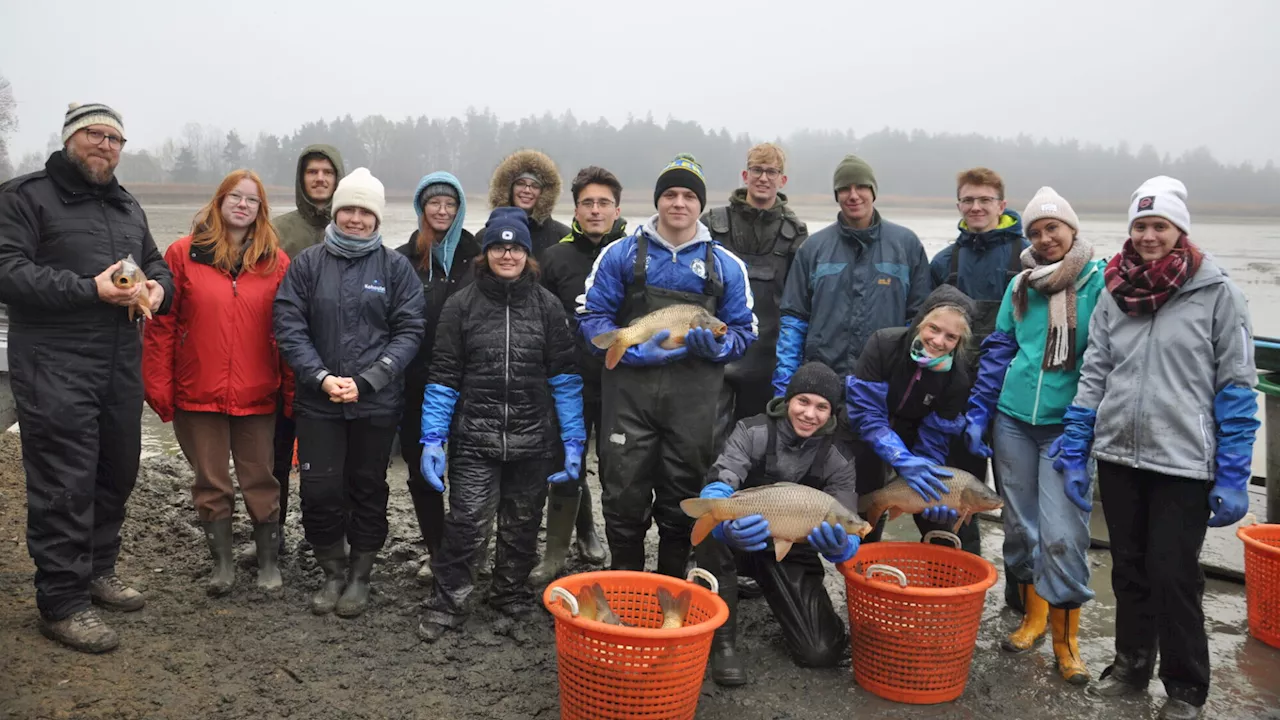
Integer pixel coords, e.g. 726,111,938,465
174,410,279,523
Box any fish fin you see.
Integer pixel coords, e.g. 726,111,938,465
690,514,719,545
591,329,619,350
665,332,686,348
887,507,903,521
576,586,596,620
680,497,713,518
658,588,692,626
605,342,626,370
954,510,972,534
774,539,794,562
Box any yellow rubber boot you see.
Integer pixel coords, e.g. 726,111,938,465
1050,606,1091,685
1001,583,1049,653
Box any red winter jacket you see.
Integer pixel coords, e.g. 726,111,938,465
143,235,293,422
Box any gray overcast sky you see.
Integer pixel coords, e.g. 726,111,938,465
4,0,1278,165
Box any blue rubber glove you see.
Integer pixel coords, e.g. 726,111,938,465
629,329,688,366
921,505,959,526
807,521,859,563
420,436,447,493
700,482,735,500
1051,406,1096,513
962,409,992,459
685,326,729,361
715,515,771,553
548,439,585,485
1207,453,1251,527
870,429,952,502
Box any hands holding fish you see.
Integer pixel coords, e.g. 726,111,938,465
95,261,141,306
807,521,859,563
321,375,359,403
144,279,165,312
633,330,687,365
685,327,728,360
895,455,953,503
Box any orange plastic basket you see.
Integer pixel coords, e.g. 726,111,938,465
542,569,729,720
840,531,998,704
1237,523,1280,649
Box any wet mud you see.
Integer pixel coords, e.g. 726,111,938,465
1,430,1278,719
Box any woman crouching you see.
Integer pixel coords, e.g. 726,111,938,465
1058,177,1258,720
273,168,425,617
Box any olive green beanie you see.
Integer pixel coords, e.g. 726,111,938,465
833,154,877,201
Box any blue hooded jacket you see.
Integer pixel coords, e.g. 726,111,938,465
929,210,1030,303
411,171,468,281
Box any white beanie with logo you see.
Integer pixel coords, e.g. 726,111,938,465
1128,175,1190,235
332,167,386,226
1021,186,1080,233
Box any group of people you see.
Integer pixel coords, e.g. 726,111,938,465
0,101,1259,720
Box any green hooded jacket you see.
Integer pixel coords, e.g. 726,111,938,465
274,144,345,258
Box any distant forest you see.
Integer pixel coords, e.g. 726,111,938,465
9,108,1280,210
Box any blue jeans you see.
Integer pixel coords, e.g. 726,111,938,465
993,412,1094,608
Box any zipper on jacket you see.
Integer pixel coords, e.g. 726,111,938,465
1031,368,1044,423
503,303,511,461
1131,315,1158,466
896,368,922,414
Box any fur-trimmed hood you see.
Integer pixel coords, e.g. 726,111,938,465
487,149,562,222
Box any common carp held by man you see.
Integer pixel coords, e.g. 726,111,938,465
857,466,1004,533
572,583,692,629
590,303,727,370
680,483,872,561
110,254,152,321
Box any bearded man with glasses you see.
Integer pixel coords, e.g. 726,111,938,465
0,102,173,653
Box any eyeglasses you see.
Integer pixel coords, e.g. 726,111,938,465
84,128,127,150
746,166,782,179
576,199,616,210
425,198,458,212
226,192,261,208
958,196,1001,208
489,244,527,258
513,180,542,191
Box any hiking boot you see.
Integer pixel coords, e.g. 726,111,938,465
39,608,119,653
574,482,606,564
1049,606,1090,685
310,542,348,615
201,518,236,597
334,550,376,618
1001,583,1048,652
89,573,146,612
253,522,283,592
1157,699,1202,720
531,485,580,585
737,576,764,600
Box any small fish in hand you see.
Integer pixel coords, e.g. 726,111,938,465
110,253,153,321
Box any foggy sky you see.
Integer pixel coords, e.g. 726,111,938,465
4,0,1278,166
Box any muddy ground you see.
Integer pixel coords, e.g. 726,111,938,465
2,429,1278,720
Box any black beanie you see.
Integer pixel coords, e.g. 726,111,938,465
653,153,707,210
785,362,843,408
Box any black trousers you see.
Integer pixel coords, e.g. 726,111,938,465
599,362,720,576
295,415,397,553
696,538,847,667
399,384,443,555
1098,460,1211,706
271,403,296,530
10,330,142,621
425,456,550,626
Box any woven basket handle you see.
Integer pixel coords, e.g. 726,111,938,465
549,586,580,616
922,530,962,549
686,567,720,595
865,564,909,588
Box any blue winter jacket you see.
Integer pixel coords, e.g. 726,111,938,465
773,210,931,394
576,216,758,364
929,211,1029,303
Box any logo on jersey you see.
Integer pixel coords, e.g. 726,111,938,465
364,279,387,294
691,258,707,279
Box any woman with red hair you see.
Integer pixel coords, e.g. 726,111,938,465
143,169,292,597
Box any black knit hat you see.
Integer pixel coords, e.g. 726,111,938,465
653,153,707,210
785,362,843,408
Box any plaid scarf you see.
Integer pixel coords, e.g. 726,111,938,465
1011,237,1093,371
1104,236,1202,317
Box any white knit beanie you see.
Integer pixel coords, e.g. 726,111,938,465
331,168,385,226
1021,186,1080,234
1128,175,1190,235
62,102,126,145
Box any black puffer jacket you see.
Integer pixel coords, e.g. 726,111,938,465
428,268,577,460
396,229,480,391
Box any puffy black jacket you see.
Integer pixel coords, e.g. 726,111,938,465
395,229,480,392
273,242,426,420
428,268,577,460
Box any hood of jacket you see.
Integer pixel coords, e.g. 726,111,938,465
766,396,837,436
411,171,468,279
638,214,713,252
487,149,562,222
956,210,1024,253
293,144,346,228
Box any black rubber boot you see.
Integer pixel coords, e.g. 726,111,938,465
574,481,607,564
1156,699,1202,720
335,550,377,618
253,522,283,592
310,542,348,615
656,537,691,579
710,592,747,686
202,518,235,597
1086,652,1153,698
530,485,580,585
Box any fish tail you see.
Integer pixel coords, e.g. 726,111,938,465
690,514,719,545
604,341,627,370
679,497,714,518
658,587,692,628
591,329,619,351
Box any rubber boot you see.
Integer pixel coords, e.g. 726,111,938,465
310,542,348,615
1050,606,1090,685
530,485,581,585
710,592,747,686
1087,651,1153,698
656,537,691,579
253,522,283,592
202,518,236,597
574,481,607,564
1156,699,1202,720
334,550,376,618
1004,563,1025,613
1001,583,1049,652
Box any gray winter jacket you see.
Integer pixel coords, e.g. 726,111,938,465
1072,256,1256,480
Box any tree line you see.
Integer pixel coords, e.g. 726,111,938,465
4,94,1279,210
